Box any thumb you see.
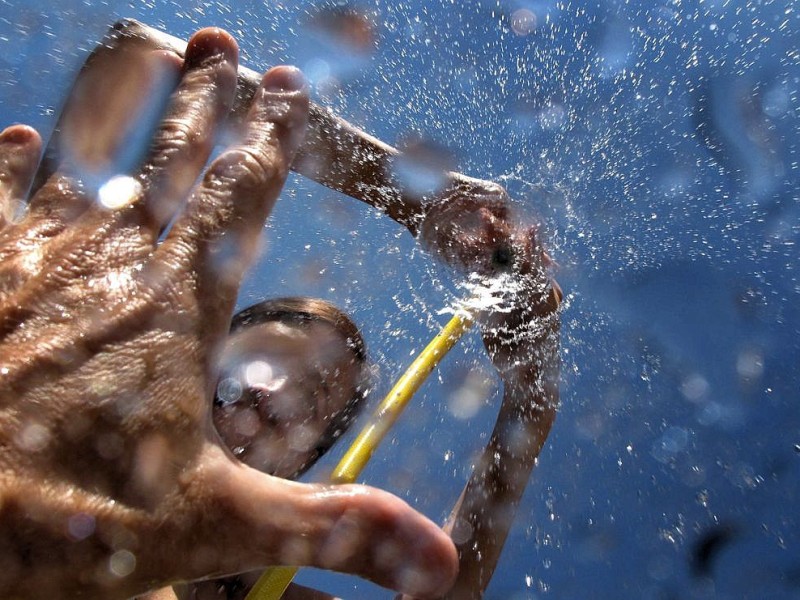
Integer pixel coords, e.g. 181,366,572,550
181,446,458,599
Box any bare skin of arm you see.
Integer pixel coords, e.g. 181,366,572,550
398,194,562,600
437,296,559,599
0,28,458,600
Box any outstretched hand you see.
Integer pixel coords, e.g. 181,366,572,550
0,28,456,599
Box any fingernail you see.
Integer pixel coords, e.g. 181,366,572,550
262,66,307,93
184,27,238,67
1,125,36,145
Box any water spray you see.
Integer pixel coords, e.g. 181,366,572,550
37,18,511,232
51,21,520,599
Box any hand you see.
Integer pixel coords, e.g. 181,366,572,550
405,187,561,600
417,185,562,373
0,28,456,599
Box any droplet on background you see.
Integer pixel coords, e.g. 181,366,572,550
596,20,633,78
761,83,791,118
692,73,788,201
293,5,376,87
736,348,764,381
538,102,567,130
651,426,689,463
59,40,176,201
680,373,710,403
506,0,560,34
511,9,537,36
392,135,456,200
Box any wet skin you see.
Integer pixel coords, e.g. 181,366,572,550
0,28,457,600
0,23,562,600
182,318,362,600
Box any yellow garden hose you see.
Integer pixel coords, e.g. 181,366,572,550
245,308,474,600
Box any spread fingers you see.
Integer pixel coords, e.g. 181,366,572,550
157,66,309,343
133,28,239,237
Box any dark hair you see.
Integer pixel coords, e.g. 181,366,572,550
223,297,370,478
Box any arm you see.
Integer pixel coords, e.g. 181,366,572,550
36,19,508,238
439,292,559,599
0,28,458,599
402,195,562,599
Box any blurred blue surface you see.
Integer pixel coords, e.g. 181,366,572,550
1,0,798,598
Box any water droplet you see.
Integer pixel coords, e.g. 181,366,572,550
216,377,243,405
244,360,274,387
538,102,567,130
293,5,376,86
109,549,136,578
15,422,50,452
510,9,537,36
232,408,260,438
59,44,175,196
736,348,764,380
651,426,689,463
67,513,96,541
97,175,141,210
392,136,455,200
597,20,632,77
447,368,494,420
680,373,710,403
762,84,791,118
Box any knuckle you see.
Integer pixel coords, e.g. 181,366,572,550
205,147,279,193
151,118,201,162
255,93,306,129
0,263,27,296
185,51,235,87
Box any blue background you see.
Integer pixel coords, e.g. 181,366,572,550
1,0,798,598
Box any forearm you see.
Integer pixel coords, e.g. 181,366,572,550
446,380,558,598
421,315,559,600
287,104,511,236
37,19,505,237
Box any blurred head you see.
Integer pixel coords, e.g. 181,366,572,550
213,297,369,479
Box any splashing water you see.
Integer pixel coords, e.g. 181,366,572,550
4,0,800,598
